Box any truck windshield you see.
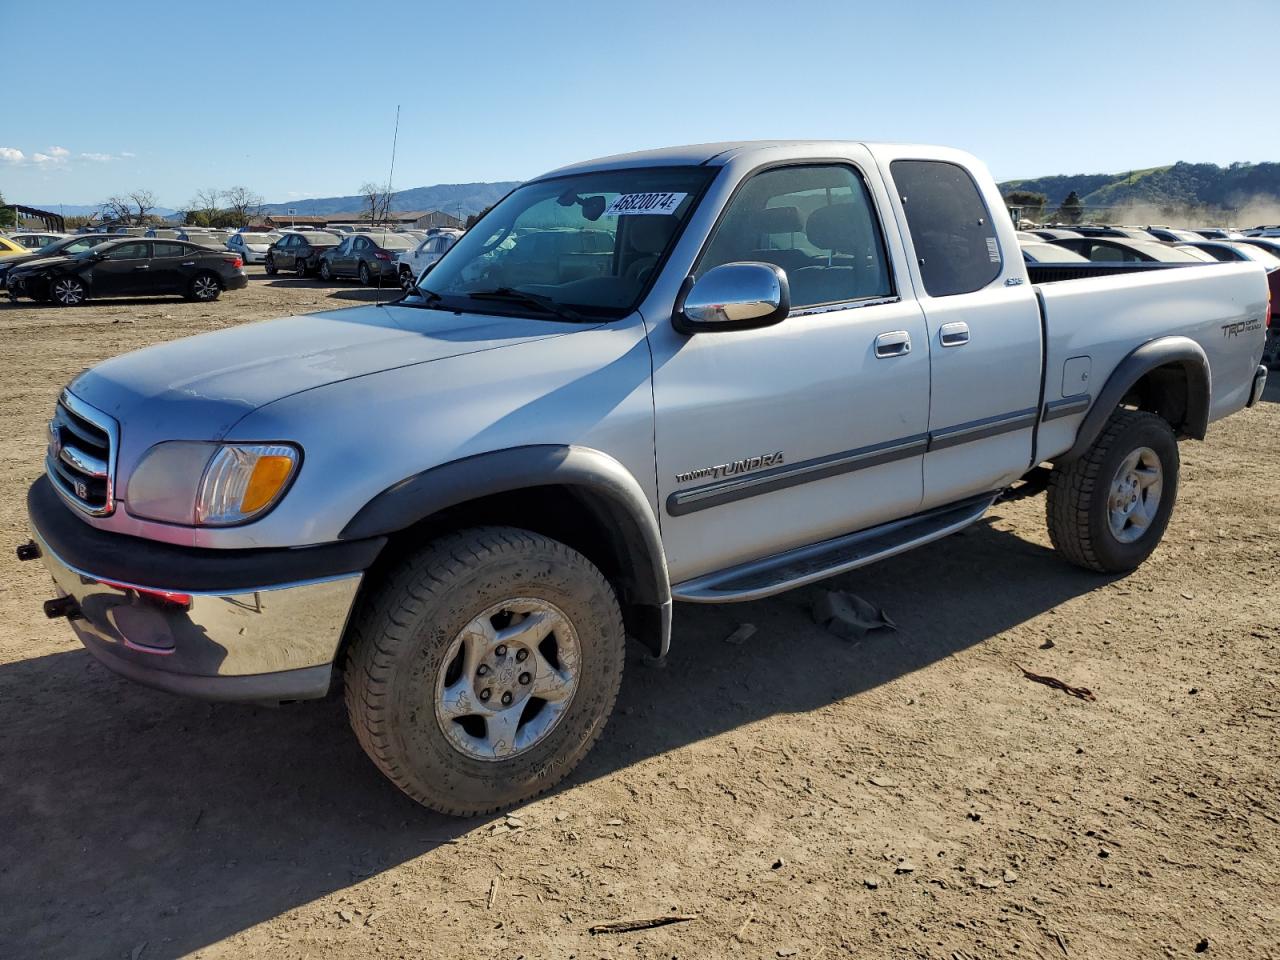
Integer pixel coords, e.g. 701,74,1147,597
409,166,714,319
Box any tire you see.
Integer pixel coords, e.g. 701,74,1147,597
264,256,277,276
51,277,87,307
1046,409,1179,573
319,260,332,282
296,256,309,278
344,526,626,816
358,261,371,286
399,267,414,291
187,273,221,302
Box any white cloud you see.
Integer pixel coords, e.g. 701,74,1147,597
0,146,23,164
120,151,136,158
48,145,70,159
79,152,115,162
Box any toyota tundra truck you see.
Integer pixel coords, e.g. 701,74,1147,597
20,141,1270,815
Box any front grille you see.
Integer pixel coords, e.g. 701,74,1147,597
46,392,117,516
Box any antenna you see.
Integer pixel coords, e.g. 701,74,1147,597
376,104,402,300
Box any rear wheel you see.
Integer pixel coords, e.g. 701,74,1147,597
358,261,371,286
187,272,222,302
1047,409,1179,572
51,277,87,307
344,526,626,815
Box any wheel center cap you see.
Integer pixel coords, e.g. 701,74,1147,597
474,645,533,708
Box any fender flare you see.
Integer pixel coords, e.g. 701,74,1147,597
1058,336,1210,463
340,445,673,656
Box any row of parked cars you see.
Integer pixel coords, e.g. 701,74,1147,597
1015,225,1280,366
0,224,463,306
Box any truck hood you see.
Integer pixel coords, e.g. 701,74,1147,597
69,303,587,442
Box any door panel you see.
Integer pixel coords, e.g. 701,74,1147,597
92,241,151,296
651,300,930,582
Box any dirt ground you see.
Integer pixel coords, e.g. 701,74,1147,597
0,269,1277,960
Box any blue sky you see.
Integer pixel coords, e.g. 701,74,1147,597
2,0,1276,209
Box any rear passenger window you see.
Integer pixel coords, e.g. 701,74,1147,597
153,242,187,258
696,164,892,310
891,159,1001,297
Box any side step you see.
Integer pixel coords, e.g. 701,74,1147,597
671,493,997,603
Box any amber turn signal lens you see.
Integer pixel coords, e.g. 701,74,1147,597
240,455,295,514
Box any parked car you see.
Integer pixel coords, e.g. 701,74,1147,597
227,232,278,265
144,228,180,239
1014,230,1042,242
0,233,119,288
1145,227,1203,243
10,232,68,249
1195,228,1245,240
6,237,247,306
18,140,1268,816
1019,241,1088,263
1050,236,1217,263
1028,228,1083,240
0,235,28,257
1073,226,1153,239
178,230,232,248
1236,237,1280,260
317,231,415,284
396,229,462,289
264,231,340,275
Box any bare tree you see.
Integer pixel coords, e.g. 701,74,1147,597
189,187,223,226
360,181,392,225
102,195,134,224
129,189,158,225
223,186,264,227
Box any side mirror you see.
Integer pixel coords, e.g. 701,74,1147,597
674,262,790,334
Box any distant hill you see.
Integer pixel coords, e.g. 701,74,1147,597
1000,161,1280,218
260,182,519,217
27,204,179,218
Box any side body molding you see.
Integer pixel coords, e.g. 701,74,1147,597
341,445,673,656
1058,336,1211,463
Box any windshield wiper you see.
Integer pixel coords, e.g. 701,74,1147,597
396,285,447,309
466,287,588,323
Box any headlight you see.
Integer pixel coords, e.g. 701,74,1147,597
128,442,300,526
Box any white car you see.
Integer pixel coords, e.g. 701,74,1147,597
397,229,462,289
226,232,278,264
10,232,68,250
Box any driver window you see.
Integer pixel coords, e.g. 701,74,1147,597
696,164,892,310
105,242,149,260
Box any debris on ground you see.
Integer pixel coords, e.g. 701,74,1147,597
812,590,897,640
868,774,898,787
723,623,757,645
588,914,698,935
1016,664,1096,702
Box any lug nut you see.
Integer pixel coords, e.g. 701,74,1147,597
479,688,492,702
495,644,507,657
477,664,490,677
519,672,531,685
515,648,528,662
501,691,513,706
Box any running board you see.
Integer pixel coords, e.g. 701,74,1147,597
671,493,997,603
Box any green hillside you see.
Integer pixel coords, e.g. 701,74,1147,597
1000,161,1280,217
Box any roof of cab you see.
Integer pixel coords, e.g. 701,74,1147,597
533,140,934,180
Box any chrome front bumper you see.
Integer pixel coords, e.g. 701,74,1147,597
32,526,362,702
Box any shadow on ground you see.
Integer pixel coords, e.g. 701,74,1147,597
261,277,403,304
0,515,1111,958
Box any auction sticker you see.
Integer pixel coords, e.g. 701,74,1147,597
603,192,687,216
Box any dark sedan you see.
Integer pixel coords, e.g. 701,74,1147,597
6,238,248,306
264,232,340,276
0,233,118,288
317,231,415,285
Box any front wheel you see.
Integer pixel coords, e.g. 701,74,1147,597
51,277,87,307
264,256,277,276
1046,409,1179,573
295,257,309,277
399,267,414,291
319,260,333,281
344,527,626,816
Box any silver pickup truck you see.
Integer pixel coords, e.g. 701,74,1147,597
21,141,1269,815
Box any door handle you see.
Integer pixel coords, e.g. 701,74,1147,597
874,330,912,358
939,321,970,347
134,264,150,270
